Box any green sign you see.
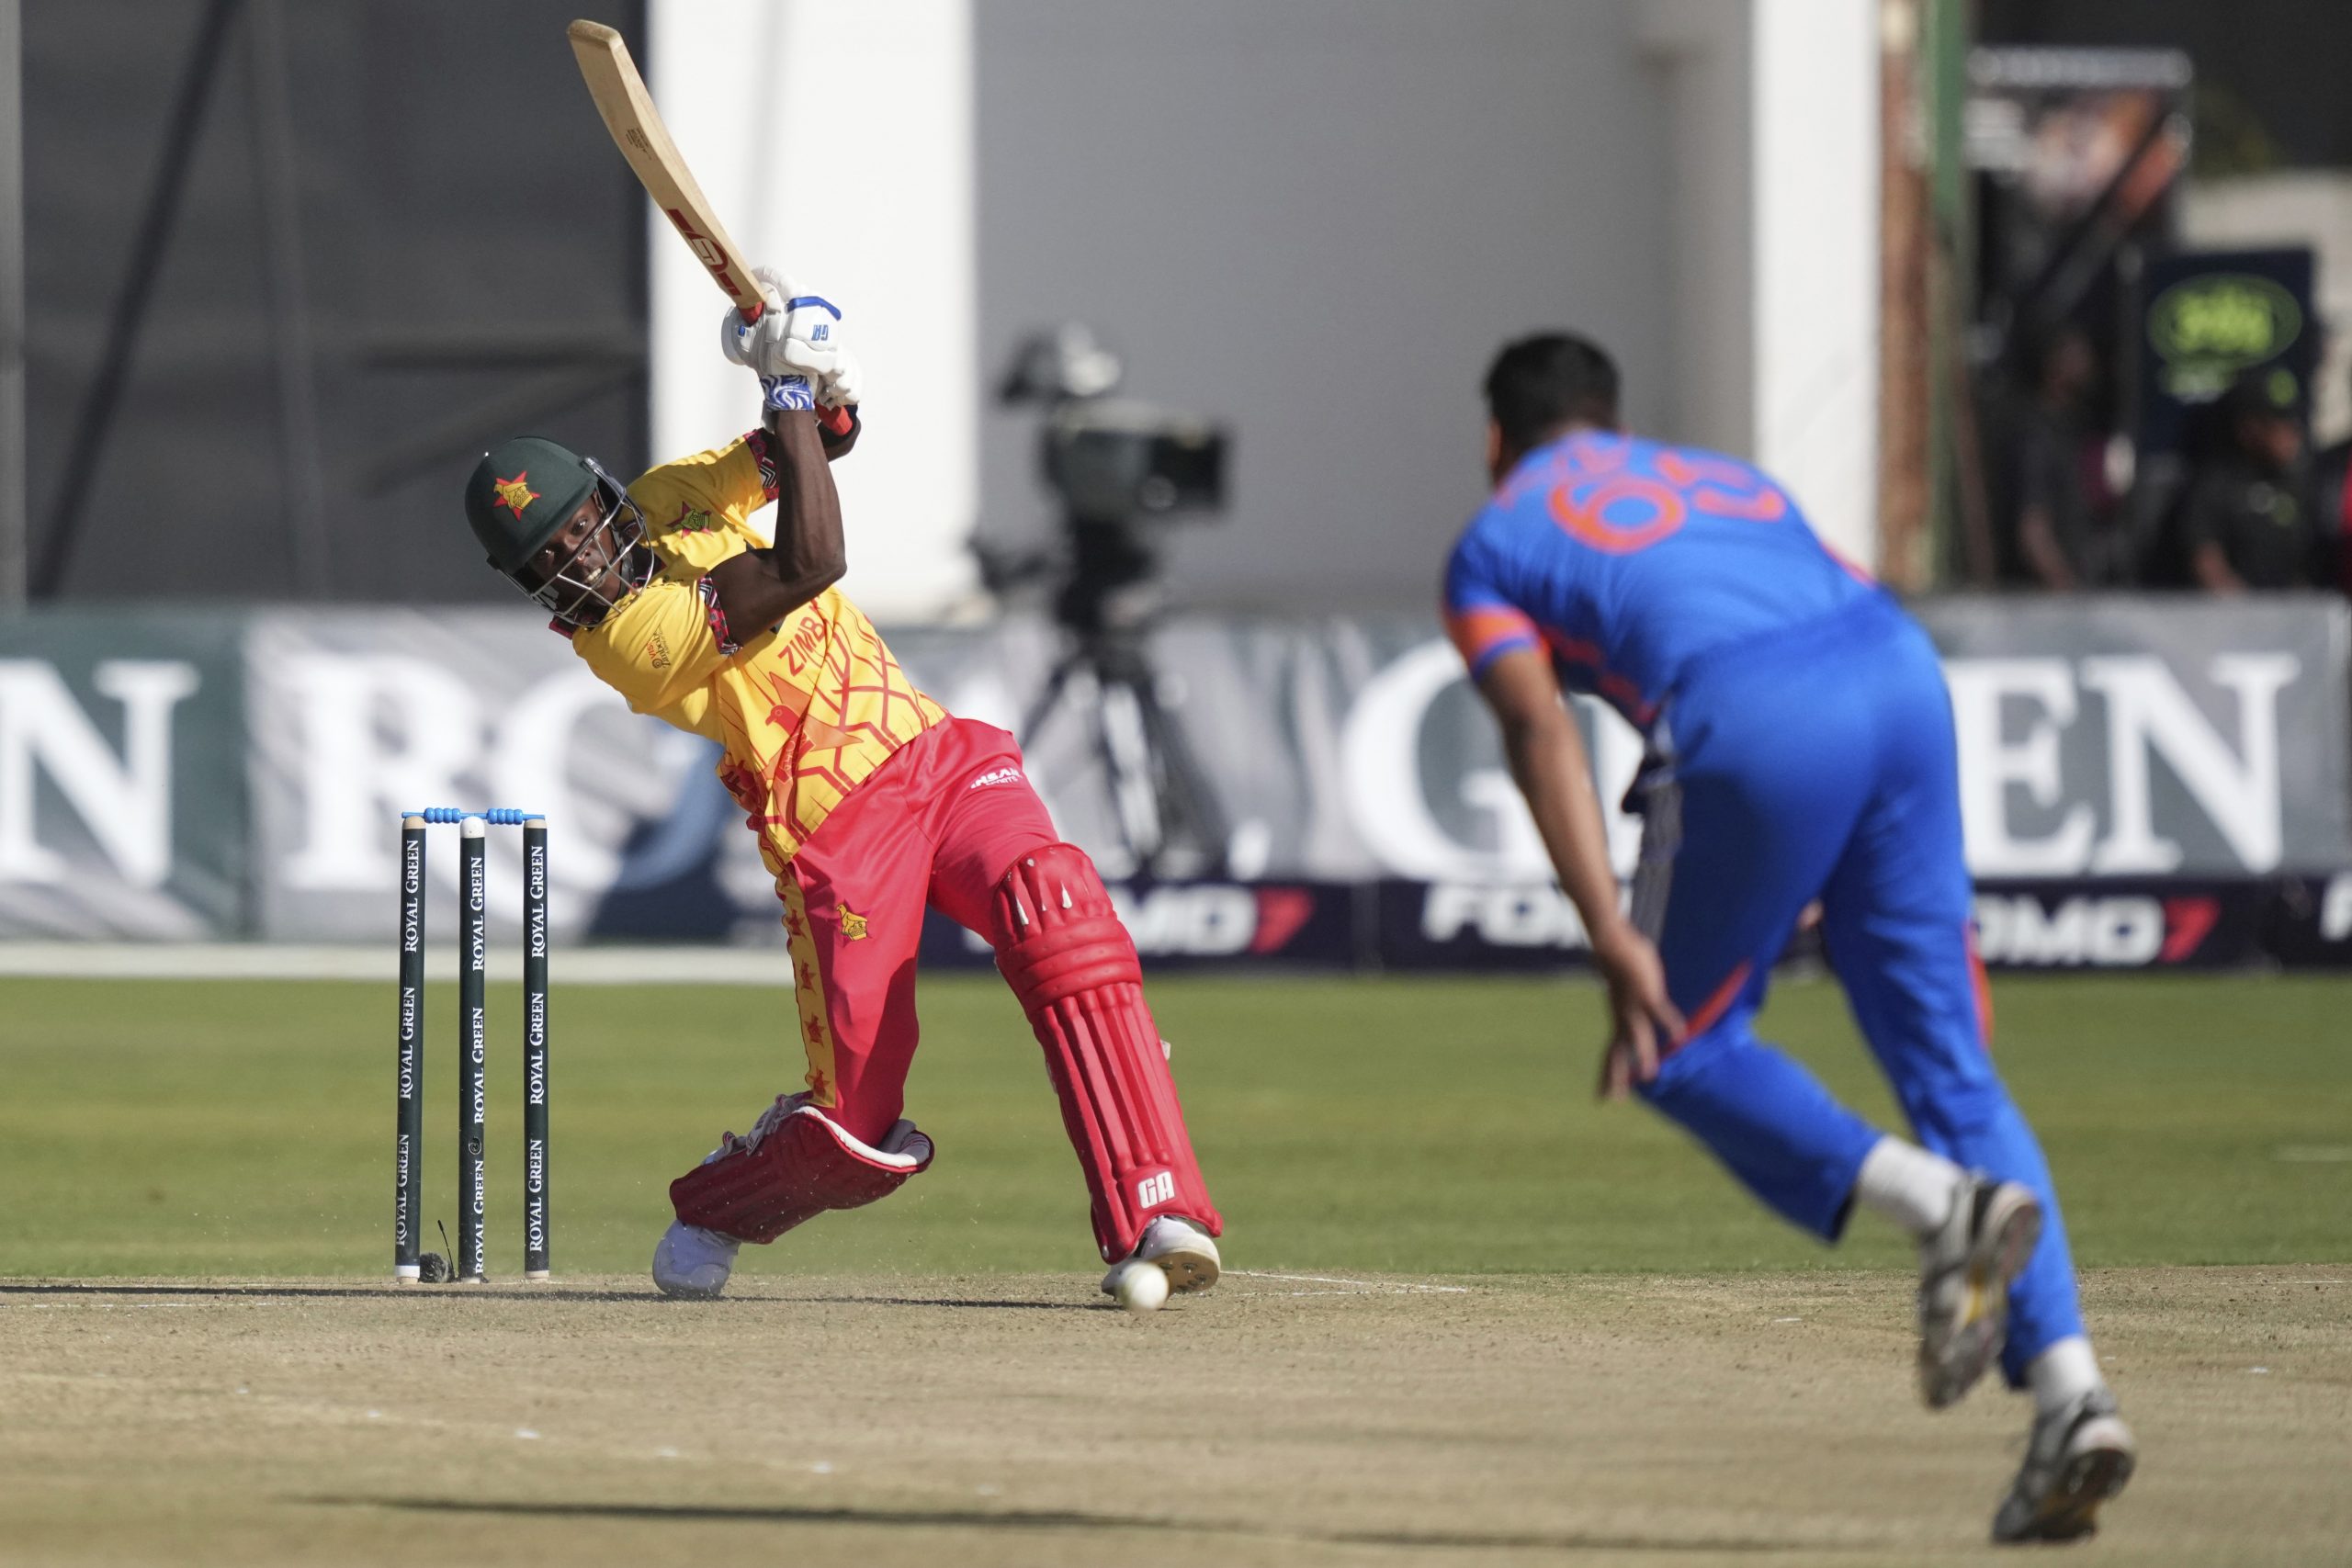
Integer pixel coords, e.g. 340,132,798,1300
2148,273,2302,385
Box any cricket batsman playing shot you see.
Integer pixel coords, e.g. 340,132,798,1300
1444,335,2134,1542
459,272,1222,1305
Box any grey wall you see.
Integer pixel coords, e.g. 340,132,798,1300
973,0,1674,613
21,0,646,603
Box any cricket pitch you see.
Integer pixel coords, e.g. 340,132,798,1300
4,1266,2346,1567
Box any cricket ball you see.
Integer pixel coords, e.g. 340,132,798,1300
1113,1261,1170,1314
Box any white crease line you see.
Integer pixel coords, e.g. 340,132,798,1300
1231,1270,1470,1295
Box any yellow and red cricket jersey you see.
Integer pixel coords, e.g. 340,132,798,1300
564,428,945,886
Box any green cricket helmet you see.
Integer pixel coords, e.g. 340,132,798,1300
463,436,652,627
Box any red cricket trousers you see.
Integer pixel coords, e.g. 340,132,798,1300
778,717,1058,1145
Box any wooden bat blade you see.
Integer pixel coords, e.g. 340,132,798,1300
567,17,764,320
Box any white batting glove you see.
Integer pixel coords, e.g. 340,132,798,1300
813,347,863,411
718,265,860,412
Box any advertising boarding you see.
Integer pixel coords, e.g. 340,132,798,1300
1,597,2346,969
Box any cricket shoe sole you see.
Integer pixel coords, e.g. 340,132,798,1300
1101,1215,1220,1297
1993,1390,2137,1544
1919,1176,2041,1410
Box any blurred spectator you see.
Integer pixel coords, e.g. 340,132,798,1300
2312,380,2352,599
1992,326,2124,590
2161,376,2334,593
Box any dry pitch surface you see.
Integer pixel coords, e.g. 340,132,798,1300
4,1266,2346,1568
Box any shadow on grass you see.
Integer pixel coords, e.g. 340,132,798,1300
772,1293,1089,1313
312,1496,1867,1554
0,1281,1091,1311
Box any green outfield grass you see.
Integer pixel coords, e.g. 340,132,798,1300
0,971,2344,1278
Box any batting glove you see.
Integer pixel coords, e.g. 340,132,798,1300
719,265,861,412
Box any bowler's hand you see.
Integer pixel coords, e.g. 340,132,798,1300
1590,919,1683,1100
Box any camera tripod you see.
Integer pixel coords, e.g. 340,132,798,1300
1017,525,1230,879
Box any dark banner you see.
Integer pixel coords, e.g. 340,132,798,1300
920,880,1368,971
1972,878,2272,969
2136,247,2318,457
1377,876,2321,974
918,874,2351,975
917,879,2352,973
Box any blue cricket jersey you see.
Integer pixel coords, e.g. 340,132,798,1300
1442,430,1874,729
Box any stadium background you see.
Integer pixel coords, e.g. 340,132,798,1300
3,7,2349,1563
3,0,2348,974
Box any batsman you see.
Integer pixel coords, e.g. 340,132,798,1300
460,273,1222,1302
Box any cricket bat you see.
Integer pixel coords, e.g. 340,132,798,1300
567,18,853,436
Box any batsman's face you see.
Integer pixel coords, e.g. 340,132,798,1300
532,498,614,592
517,465,651,626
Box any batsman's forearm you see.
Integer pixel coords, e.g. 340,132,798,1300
707,412,846,631
764,408,847,585
1503,714,1625,941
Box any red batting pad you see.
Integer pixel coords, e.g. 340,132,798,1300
990,843,1221,1261
670,1097,932,1244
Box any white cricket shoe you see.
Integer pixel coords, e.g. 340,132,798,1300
1100,1214,1220,1297
1992,1387,2137,1544
652,1221,741,1300
1918,1174,2041,1408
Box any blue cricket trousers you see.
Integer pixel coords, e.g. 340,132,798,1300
1629,591,2084,1381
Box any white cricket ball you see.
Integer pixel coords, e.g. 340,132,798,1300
1113,1262,1170,1314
